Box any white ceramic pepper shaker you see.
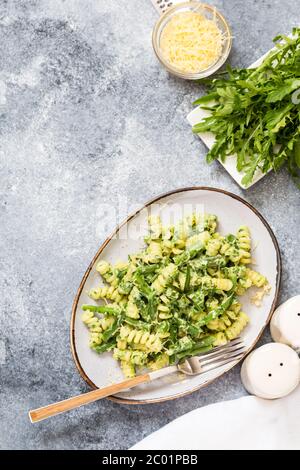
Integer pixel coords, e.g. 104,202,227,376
241,343,300,399
270,295,300,351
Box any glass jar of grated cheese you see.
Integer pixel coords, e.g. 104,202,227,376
152,2,232,80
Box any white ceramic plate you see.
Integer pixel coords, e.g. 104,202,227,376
187,52,271,188
71,187,281,404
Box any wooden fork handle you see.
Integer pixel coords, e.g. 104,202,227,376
29,373,151,423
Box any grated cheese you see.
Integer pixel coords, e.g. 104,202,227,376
160,11,224,74
251,283,272,307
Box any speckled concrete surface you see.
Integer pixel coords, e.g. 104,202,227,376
0,0,299,450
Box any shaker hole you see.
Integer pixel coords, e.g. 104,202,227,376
268,373,272,377
280,363,283,366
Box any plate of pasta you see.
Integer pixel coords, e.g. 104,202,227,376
71,187,281,403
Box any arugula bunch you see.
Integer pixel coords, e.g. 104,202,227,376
192,28,300,187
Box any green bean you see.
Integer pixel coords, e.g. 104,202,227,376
124,317,151,331
92,340,116,354
102,316,123,342
177,345,213,360
184,265,191,292
198,293,235,327
82,305,119,315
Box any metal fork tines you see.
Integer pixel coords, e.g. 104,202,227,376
178,339,246,376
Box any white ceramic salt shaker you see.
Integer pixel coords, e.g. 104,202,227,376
241,343,300,399
270,295,300,351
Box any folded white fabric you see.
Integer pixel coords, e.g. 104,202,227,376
131,386,300,450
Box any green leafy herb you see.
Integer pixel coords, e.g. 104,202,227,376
192,28,300,186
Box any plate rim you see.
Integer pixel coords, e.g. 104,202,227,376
70,186,282,404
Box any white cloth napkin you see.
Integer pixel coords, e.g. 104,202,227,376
131,386,300,450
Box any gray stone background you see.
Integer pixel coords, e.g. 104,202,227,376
0,0,299,450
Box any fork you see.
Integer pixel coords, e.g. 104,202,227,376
29,338,245,423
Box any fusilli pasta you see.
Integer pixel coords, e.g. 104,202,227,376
82,213,269,377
